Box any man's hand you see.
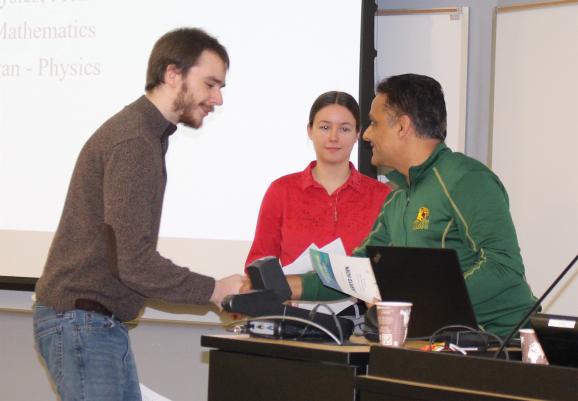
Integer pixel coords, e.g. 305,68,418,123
239,275,252,293
210,274,244,309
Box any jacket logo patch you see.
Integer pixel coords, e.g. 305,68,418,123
413,207,430,231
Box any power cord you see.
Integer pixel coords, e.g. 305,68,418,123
428,325,509,359
306,303,344,344
225,313,344,345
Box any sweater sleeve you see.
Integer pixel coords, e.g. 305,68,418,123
103,138,215,304
245,182,283,269
450,171,527,305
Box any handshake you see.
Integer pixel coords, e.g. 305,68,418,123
210,257,293,310
209,274,247,309
214,258,355,341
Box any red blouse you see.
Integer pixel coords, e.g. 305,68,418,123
245,161,391,268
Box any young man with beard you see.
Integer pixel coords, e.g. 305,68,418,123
33,28,243,401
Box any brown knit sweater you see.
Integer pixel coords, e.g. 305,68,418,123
35,96,216,321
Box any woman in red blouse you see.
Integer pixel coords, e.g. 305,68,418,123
245,91,391,269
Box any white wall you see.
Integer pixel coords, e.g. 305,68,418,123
374,7,469,153
491,2,578,314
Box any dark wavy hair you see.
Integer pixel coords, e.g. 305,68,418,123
376,74,447,140
145,28,229,91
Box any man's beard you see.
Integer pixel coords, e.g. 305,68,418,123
173,82,202,129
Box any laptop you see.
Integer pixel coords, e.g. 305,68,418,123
366,246,478,339
530,313,578,368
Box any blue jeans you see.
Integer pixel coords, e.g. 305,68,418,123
33,303,142,401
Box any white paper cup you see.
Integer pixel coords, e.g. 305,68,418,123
519,328,548,365
375,301,412,347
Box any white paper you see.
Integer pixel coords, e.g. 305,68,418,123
309,249,381,304
282,243,321,274
284,238,354,313
139,383,172,401
282,238,347,274
319,237,348,255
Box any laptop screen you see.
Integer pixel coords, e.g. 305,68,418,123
530,313,578,368
366,246,478,338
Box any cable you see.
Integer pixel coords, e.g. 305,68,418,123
429,325,487,347
428,325,508,359
489,334,509,360
225,315,343,345
307,303,344,344
493,252,578,359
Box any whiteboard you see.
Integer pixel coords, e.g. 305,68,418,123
0,0,361,323
374,7,469,154
0,0,361,281
491,2,578,314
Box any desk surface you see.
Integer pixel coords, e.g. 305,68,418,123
201,334,428,366
201,334,372,366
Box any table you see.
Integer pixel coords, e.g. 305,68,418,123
357,345,578,401
202,334,578,401
201,334,370,401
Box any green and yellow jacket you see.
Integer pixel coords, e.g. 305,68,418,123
301,143,536,337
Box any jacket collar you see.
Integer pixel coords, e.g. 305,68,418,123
386,142,450,189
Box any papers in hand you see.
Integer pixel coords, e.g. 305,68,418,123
309,249,381,304
282,237,346,274
282,238,355,314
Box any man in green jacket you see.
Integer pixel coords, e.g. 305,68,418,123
292,74,536,337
